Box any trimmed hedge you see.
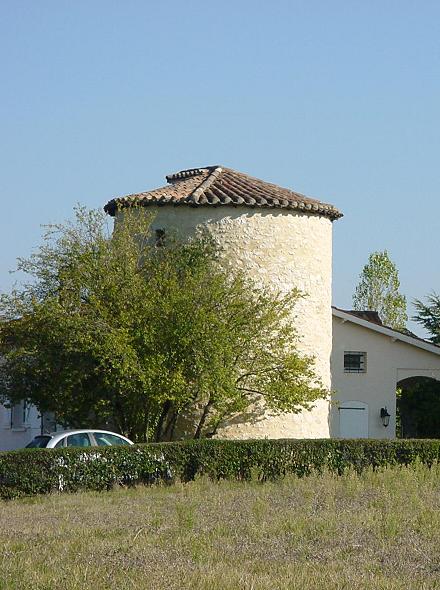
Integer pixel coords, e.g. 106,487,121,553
0,438,439,500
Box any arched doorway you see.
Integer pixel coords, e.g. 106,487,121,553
397,376,440,438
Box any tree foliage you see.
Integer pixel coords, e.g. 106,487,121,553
413,293,440,345
0,207,327,442
353,250,407,330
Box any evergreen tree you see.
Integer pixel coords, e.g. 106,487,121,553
413,293,440,344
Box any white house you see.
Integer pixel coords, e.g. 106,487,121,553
331,307,440,439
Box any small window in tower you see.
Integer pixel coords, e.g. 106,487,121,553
155,229,165,247
344,351,367,373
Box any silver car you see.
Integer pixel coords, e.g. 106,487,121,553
25,429,134,449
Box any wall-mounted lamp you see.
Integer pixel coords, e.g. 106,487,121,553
380,407,391,427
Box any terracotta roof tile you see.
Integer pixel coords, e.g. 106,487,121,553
104,166,342,220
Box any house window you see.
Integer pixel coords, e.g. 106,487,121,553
344,351,367,373
155,229,165,247
10,400,30,429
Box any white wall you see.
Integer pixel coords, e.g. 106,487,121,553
331,316,440,438
0,402,42,451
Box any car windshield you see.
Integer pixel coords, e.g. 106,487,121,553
25,435,52,448
93,432,130,446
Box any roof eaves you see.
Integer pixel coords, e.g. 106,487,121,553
332,307,440,355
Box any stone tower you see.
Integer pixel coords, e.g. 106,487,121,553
105,166,342,439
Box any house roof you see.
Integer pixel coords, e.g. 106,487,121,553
340,309,383,325
104,166,343,220
332,307,440,356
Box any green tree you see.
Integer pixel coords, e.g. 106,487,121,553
353,250,407,330
413,293,440,345
0,206,327,442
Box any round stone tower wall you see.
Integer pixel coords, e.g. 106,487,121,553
120,205,333,439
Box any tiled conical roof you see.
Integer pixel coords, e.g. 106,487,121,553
104,166,342,220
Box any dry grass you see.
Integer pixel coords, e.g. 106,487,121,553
0,464,439,589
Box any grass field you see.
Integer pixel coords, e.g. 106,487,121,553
0,464,439,590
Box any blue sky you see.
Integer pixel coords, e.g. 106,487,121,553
1,1,439,335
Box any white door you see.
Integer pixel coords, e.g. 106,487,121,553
339,401,369,438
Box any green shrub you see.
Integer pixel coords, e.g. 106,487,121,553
0,438,439,500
